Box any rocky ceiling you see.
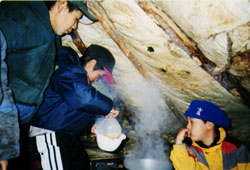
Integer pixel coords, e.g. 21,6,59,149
62,0,250,148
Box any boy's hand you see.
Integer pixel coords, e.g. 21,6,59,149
0,160,8,170
91,124,97,135
175,128,191,145
106,108,119,118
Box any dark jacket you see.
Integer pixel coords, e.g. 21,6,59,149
31,47,113,135
0,30,20,160
0,1,61,123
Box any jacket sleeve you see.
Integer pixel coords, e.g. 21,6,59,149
235,144,250,170
0,30,20,160
170,144,198,170
52,66,113,116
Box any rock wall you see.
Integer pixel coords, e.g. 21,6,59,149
63,0,250,147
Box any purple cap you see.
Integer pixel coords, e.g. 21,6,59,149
103,67,115,84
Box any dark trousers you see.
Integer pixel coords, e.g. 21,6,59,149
35,131,90,170
8,124,30,170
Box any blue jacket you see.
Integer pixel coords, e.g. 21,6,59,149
31,47,113,135
0,30,20,160
0,1,61,123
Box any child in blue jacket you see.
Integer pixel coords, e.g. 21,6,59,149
30,45,119,170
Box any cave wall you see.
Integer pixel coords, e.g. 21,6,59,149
63,0,250,146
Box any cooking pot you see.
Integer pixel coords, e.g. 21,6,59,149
124,158,172,170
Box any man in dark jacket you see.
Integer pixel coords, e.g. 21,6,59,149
30,45,119,170
0,0,97,169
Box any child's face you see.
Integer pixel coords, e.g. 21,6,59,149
50,1,83,35
84,59,106,82
186,117,210,142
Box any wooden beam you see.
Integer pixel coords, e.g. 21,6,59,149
137,1,215,70
138,1,250,106
87,1,150,80
71,29,87,55
87,1,186,125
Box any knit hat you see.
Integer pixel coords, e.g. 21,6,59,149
83,44,116,84
68,0,98,22
184,100,230,128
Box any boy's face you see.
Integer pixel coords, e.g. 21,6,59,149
186,117,210,142
84,59,106,82
50,0,83,35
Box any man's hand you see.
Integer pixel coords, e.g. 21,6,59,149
106,108,119,118
0,160,8,170
175,128,191,145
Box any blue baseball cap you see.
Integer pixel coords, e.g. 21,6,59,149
184,100,230,128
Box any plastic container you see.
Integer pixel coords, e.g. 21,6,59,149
95,129,126,152
95,118,126,152
98,118,122,138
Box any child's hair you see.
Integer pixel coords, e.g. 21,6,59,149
45,1,80,12
79,55,103,71
79,44,115,72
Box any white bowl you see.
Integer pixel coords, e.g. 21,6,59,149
95,129,126,152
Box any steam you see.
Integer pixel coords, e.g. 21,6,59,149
122,80,172,170
93,78,172,170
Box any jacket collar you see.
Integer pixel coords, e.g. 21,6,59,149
26,1,55,37
193,128,226,148
56,47,88,76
